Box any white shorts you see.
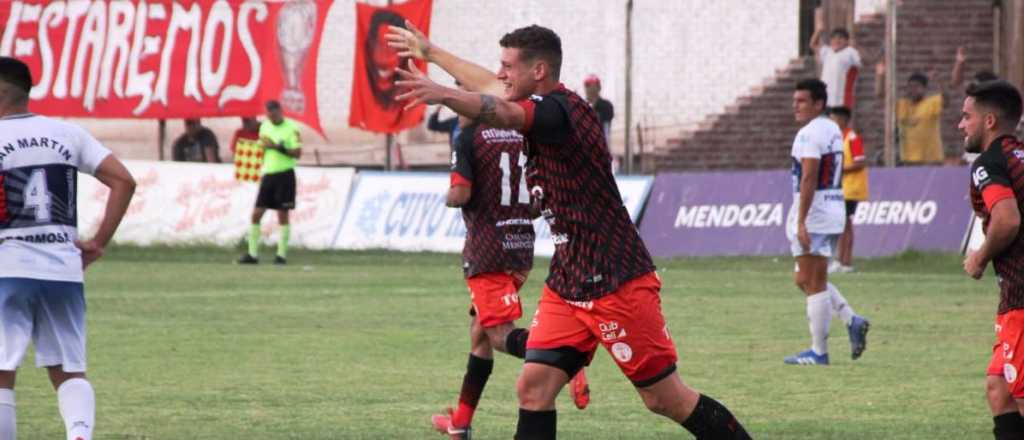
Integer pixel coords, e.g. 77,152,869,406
0,278,86,372
790,233,839,258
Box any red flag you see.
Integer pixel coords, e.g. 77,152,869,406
0,0,330,136
348,0,433,134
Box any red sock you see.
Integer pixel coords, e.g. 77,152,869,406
451,354,493,428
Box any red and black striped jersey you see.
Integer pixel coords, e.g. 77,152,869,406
515,85,655,301
969,135,1024,314
451,122,534,278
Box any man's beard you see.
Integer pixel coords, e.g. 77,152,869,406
964,133,985,153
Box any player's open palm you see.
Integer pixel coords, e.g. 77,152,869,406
386,19,430,60
75,239,104,270
396,60,444,110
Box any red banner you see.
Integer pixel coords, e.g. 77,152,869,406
348,0,432,134
0,0,331,135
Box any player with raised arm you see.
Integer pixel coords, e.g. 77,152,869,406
388,23,749,439
784,79,870,366
0,57,136,440
959,80,1024,440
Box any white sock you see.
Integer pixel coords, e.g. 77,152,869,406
827,282,856,326
57,378,94,440
0,389,14,440
806,291,832,355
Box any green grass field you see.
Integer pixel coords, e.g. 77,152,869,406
10,246,999,439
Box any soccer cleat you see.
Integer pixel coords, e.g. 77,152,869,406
431,408,471,439
237,254,258,265
783,349,829,365
848,315,870,360
827,260,842,273
570,368,590,410
273,256,287,266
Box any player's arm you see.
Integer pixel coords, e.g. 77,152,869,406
798,158,820,225
974,197,1020,272
396,61,526,130
284,130,302,159
386,20,505,97
78,155,136,269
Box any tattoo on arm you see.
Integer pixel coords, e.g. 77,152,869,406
475,94,497,124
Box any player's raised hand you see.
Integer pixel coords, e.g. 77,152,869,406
75,239,104,270
386,19,430,60
955,45,967,64
395,59,445,111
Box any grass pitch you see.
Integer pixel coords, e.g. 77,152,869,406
11,247,996,439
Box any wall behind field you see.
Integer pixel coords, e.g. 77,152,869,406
70,0,800,165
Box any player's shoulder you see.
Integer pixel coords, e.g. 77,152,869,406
799,116,839,137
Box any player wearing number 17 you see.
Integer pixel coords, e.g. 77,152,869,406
784,79,870,366
0,57,136,440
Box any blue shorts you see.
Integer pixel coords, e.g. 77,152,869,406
0,278,86,372
790,233,839,258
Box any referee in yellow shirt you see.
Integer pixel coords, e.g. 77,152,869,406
238,100,302,265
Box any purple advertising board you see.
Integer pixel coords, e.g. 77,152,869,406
639,166,973,258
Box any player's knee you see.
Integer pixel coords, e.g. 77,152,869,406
515,372,555,409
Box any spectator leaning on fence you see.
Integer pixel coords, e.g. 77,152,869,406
875,46,965,165
171,118,221,163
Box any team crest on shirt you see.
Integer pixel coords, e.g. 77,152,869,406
1005,363,1018,384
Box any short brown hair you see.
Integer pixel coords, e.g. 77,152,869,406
499,25,562,79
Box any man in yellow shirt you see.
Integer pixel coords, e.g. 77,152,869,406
828,107,866,273
238,101,303,265
875,47,965,165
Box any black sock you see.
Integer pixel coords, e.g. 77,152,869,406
994,412,1024,440
515,408,556,440
505,328,529,359
681,394,751,440
452,354,493,427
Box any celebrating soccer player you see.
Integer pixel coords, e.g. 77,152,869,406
783,79,870,366
0,57,136,440
959,79,1024,440
388,23,750,439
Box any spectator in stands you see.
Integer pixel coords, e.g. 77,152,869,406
171,118,221,163
583,74,615,139
875,46,965,165
810,27,861,110
828,107,867,273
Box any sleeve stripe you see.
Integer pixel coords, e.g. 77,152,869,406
982,184,1015,211
516,99,536,133
450,172,472,188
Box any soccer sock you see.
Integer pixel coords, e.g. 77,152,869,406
994,412,1024,440
450,354,494,428
806,291,832,355
505,328,529,359
277,225,291,258
247,224,260,258
0,389,15,440
514,408,556,440
680,394,751,440
827,282,856,326
57,378,94,440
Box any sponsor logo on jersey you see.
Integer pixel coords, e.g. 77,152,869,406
0,231,72,244
1006,363,1019,384
973,166,991,187
674,203,784,229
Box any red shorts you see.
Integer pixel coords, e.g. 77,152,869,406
987,310,1024,398
526,272,678,386
466,272,526,328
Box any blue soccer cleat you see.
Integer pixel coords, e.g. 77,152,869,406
783,349,830,365
848,315,870,360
